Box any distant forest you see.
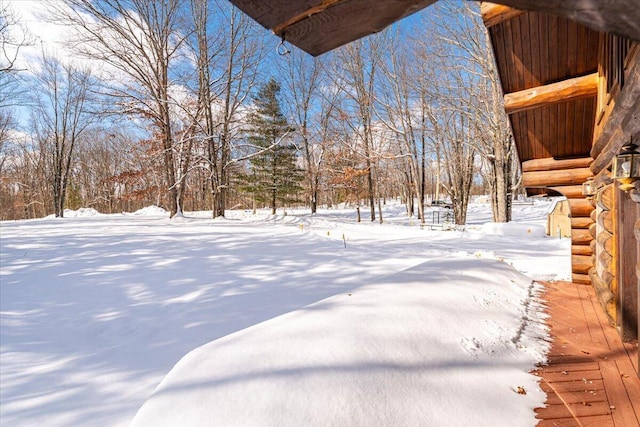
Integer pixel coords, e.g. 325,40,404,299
0,0,520,224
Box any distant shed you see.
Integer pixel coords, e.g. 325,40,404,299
546,199,571,238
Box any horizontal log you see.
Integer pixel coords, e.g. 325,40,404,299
547,185,585,199
588,222,597,239
572,254,593,275
572,244,593,256
597,210,615,234
572,273,591,285
522,157,593,172
596,183,615,211
590,209,597,222
571,217,592,229
596,229,614,257
635,218,640,241
568,198,594,217
480,2,524,27
589,269,615,323
572,228,593,245
590,239,596,254
523,168,592,187
504,73,598,115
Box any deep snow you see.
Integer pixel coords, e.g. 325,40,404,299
0,200,570,426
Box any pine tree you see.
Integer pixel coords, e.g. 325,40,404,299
242,79,304,214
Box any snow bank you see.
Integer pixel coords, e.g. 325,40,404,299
131,205,169,216
44,207,103,218
131,258,549,427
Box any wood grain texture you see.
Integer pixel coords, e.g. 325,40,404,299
548,185,585,199
572,244,593,256
522,167,592,187
572,254,593,274
504,73,598,114
572,228,594,245
480,2,524,28
597,210,614,233
568,198,595,217
522,156,592,172
492,0,640,42
571,217,592,229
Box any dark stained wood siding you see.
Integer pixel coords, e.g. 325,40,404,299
487,12,600,162
489,12,600,94
230,0,436,56
509,97,596,161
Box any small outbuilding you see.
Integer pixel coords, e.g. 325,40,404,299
546,198,571,238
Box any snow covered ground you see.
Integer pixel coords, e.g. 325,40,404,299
0,200,570,426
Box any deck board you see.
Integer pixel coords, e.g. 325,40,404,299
535,281,640,427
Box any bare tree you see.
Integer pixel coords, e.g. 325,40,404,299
0,2,29,73
423,1,517,222
189,0,264,217
377,30,430,223
31,54,95,218
55,0,188,217
281,48,323,213
333,37,383,221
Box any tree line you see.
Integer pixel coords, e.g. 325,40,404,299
0,0,520,224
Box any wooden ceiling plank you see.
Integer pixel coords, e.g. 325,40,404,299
519,13,534,88
547,102,555,159
485,0,640,42
567,19,578,75
504,72,598,115
548,15,559,85
511,15,525,91
528,12,541,87
566,99,576,158
480,2,524,28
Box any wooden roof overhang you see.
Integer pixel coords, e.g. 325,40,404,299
483,5,600,164
482,2,640,197
227,0,640,57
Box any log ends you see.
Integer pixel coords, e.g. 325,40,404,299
588,268,615,324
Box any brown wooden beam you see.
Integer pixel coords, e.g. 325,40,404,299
522,157,593,172
504,73,598,115
571,217,593,229
522,167,592,187
480,2,524,27
572,254,593,274
571,244,593,256
569,198,595,217
547,185,585,199
572,228,594,245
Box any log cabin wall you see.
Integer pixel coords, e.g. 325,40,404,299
521,157,594,283
589,40,639,342
482,3,639,348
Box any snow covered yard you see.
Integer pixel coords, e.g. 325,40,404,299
0,201,570,426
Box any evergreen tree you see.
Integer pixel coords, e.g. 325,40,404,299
242,79,304,214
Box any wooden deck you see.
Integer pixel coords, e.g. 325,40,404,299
534,280,640,427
